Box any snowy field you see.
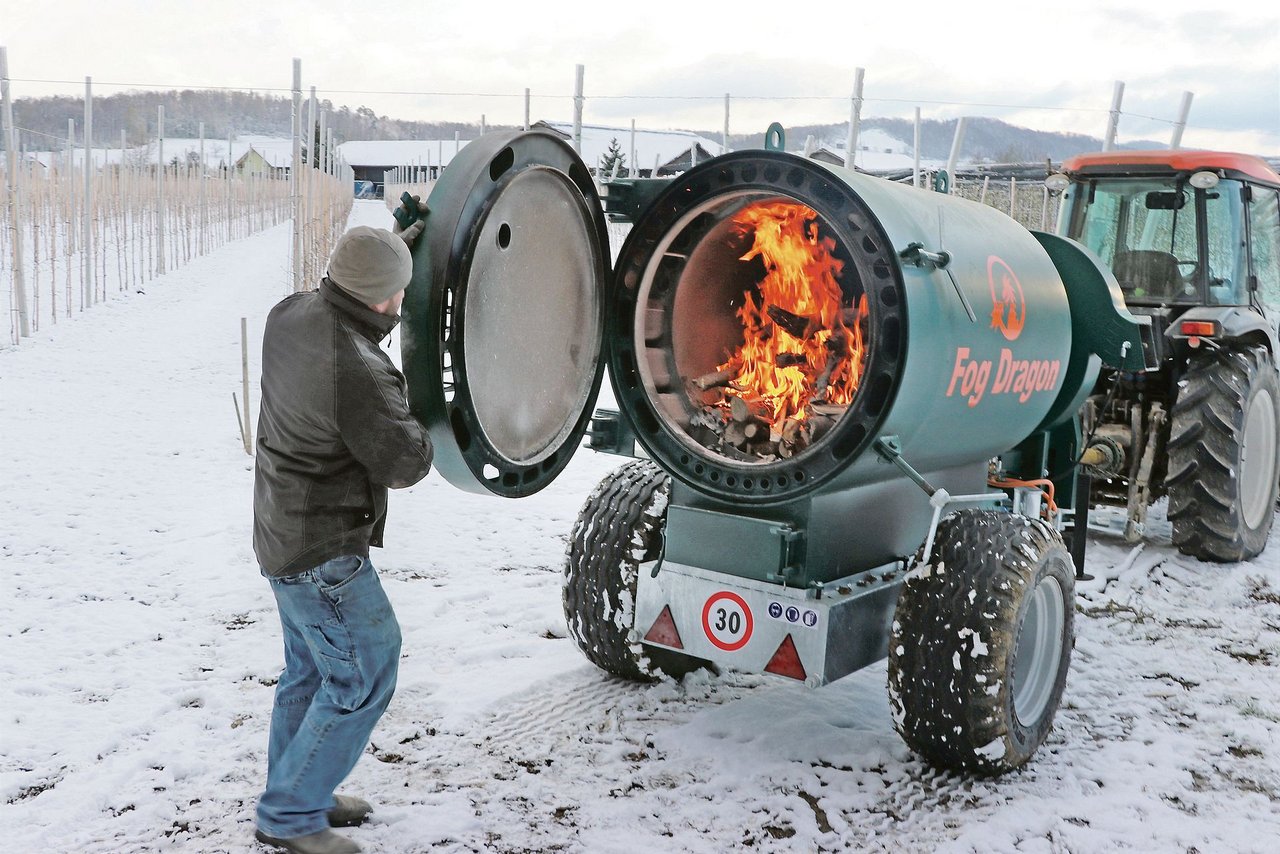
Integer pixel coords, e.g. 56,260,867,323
4,199,1280,853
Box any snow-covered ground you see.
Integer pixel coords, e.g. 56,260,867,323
3,200,1280,853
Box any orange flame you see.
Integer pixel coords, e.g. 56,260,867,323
713,201,868,429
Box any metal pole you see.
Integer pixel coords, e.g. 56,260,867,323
83,76,94,305
912,107,921,188
629,119,636,178
226,129,233,243
120,127,127,291
845,67,864,170
67,118,76,255
1103,81,1124,152
723,93,730,155
1,46,29,339
120,128,128,292
481,113,486,136
156,105,165,276
524,88,531,131
1170,91,1194,150
290,58,303,293
572,64,584,155
944,117,967,195
198,121,205,255
306,85,317,284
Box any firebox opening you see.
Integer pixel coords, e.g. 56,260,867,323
635,191,872,466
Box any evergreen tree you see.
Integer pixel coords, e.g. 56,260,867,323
599,137,627,177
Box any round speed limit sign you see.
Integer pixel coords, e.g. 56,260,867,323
701,591,754,651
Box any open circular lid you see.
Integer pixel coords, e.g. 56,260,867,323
401,129,610,497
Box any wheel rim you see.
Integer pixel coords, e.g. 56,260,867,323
1240,387,1277,530
1012,575,1065,728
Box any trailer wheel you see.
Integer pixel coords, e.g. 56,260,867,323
888,510,1074,776
1167,346,1280,562
563,459,710,682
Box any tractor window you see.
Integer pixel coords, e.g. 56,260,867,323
1204,182,1249,305
1249,188,1280,309
1069,178,1254,305
1070,179,1201,303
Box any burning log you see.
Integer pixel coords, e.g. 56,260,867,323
775,352,807,369
692,358,742,390
813,331,849,403
778,416,806,459
766,305,819,340
807,403,847,444
781,416,804,445
766,304,862,341
742,421,769,443
722,422,749,448
728,395,772,447
729,395,771,424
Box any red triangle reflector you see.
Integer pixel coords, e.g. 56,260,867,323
643,605,684,650
764,634,807,681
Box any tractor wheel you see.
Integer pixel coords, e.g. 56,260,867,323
1167,346,1280,562
888,510,1074,776
563,459,710,682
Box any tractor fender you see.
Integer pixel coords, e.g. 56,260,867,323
1165,306,1279,356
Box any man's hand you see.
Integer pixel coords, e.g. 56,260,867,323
392,194,429,246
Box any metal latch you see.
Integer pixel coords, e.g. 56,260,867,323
767,524,804,585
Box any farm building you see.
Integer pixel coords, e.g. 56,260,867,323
336,139,474,197
232,138,297,178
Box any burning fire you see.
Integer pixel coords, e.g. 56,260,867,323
710,201,868,434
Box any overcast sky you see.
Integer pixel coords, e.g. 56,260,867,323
2,0,1277,152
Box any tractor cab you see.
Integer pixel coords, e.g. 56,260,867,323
1055,151,1280,350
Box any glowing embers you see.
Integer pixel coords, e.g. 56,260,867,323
689,201,869,462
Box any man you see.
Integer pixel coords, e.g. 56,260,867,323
252,205,432,854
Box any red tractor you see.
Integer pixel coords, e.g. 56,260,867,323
1054,151,1280,560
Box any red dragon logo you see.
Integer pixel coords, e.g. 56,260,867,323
988,255,1025,341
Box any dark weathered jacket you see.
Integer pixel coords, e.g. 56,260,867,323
253,278,433,577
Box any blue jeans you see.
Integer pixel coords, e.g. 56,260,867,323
257,554,401,839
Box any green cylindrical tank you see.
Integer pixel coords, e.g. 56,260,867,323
610,151,1076,505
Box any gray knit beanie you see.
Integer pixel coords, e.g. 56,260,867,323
326,226,413,305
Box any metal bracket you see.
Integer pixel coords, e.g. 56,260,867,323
899,241,951,270
900,239,976,323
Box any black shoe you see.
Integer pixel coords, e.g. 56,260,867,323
254,828,361,854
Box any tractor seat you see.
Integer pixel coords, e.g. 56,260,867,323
1112,250,1181,300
